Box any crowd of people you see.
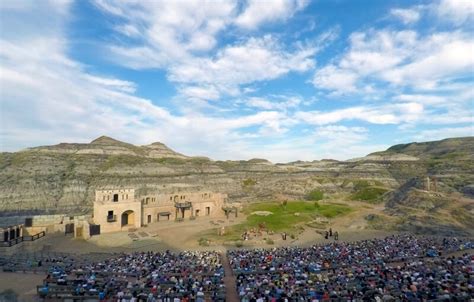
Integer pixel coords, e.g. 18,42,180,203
39,251,226,301
34,234,473,301
228,234,473,301
228,235,471,273
234,254,473,301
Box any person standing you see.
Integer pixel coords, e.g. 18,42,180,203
334,231,339,241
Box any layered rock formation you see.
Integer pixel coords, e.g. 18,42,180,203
0,136,472,235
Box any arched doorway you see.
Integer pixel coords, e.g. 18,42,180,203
121,210,135,227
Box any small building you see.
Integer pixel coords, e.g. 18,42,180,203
93,189,227,233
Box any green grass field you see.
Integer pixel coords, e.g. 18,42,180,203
201,201,352,242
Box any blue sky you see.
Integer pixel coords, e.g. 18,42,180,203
0,0,472,162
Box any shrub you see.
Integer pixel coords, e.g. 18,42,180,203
351,187,388,203
353,180,370,190
242,178,257,186
235,240,243,248
266,238,274,245
198,238,209,246
307,190,324,201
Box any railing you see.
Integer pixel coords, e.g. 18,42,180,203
0,231,45,247
26,231,46,241
106,215,117,222
174,201,192,209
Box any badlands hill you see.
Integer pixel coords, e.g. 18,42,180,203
0,136,473,235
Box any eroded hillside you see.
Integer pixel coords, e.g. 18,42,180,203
0,136,472,235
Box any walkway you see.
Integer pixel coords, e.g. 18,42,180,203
220,251,239,302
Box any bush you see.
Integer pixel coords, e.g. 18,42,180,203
307,190,324,201
351,187,388,203
198,238,209,246
242,178,257,186
235,240,244,248
353,180,370,190
266,238,274,245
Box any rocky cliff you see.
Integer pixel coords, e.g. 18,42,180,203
0,136,472,234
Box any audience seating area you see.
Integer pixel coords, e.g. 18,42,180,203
228,234,473,301
35,251,225,301
1,234,472,301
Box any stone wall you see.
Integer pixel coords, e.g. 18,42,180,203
93,198,142,233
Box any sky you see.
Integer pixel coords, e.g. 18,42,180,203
0,0,473,162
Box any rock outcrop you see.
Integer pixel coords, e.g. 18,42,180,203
0,136,472,235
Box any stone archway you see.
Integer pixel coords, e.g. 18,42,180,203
121,210,135,227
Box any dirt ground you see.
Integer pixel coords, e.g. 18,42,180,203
0,272,43,302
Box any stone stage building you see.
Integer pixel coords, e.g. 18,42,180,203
1,224,24,245
93,189,227,233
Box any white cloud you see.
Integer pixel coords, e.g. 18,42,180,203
313,28,473,93
179,85,221,101
169,35,317,99
94,0,237,68
2,0,471,163
312,65,358,93
295,103,424,126
311,125,389,160
381,34,474,88
93,1,332,101
235,0,309,29
313,30,417,93
246,95,302,111
435,0,474,25
390,8,421,24
83,75,137,93
0,0,299,161
413,126,473,141
315,125,368,143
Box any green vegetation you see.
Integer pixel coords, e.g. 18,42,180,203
99,155,144,171
198,201,351,243
242,178,257,186
198,237,210,246
313,177,329,184
10,151,34,166
350,187,388,203
306,189,324,201
348,180,389,203
189,157,211,165
451,208,474,229
205,201,352,242
353,180,370,190
152,157,187,165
